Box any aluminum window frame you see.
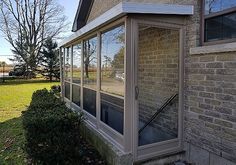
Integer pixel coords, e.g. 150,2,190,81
60,17,128,152
201,0,236,45
129,15,185,162
60,14,186,161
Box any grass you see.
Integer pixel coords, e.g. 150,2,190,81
0,79,59,122
0,79,59,164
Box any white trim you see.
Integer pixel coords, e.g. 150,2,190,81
96,31,101,129
58,2,193,47
190,42,236,55
122,2,194,15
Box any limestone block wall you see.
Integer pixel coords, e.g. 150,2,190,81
138,27,179,136
86,0,122,23
185,51,236,163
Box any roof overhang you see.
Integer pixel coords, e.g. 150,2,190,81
59,2,194,47
72,0,94,32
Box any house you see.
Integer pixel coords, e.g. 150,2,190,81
58,0,236,164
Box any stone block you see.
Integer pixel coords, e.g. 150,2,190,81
206,62,223,68
214,119,233,128
199,92,214,98
200,55,215,62
189,144,210,165
215,106,233,115
199,115,213,123
216,94,235,102
224,62,236,69
210,153,236,165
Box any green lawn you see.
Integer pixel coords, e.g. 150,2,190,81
0,79,59,164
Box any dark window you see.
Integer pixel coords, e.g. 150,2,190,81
83,88,96,117
65,82,70,100
72,84,81,107
203,0,236,43
101,93,124,134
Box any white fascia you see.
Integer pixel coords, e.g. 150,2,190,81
58,2,194,47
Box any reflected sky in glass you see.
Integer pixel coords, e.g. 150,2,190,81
205,0,236,15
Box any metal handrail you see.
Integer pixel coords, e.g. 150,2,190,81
138,93,178,135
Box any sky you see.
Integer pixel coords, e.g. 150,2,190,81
0,0,80,64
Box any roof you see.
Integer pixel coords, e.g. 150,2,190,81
60,2,194,47
72,0,94,32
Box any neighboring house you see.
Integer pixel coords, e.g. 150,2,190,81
58,0,236,164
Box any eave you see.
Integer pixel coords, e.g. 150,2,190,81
59,2,194,47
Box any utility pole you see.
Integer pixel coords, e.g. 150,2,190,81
2,62,5,83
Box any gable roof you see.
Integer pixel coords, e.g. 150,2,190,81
72,0,94,32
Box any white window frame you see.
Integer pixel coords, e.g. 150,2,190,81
129,16,185,161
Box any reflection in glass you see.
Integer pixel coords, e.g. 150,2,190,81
72,84,80,107
72,43,82,84
60,49,64,80
83,37,97,117
65,82,70,100
83,88,96,117
101,25,125,96
101,93,124,134
205,0,236,15
83,37,97,89
205,12,236,41
137,25,179,146
65,47,71,81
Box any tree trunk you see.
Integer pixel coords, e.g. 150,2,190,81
85,63,89,78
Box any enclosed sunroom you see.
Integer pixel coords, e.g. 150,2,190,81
59,1,193,163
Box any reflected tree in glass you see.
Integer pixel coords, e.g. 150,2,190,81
83,37,97,117
205,0,236,14
101,25,125,96
72,43,82,84
65,47,71,81
100,25,125,134
83,37,97,89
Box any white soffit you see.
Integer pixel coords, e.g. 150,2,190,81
59,2,194,47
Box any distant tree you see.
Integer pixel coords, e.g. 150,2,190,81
111,47,124,72
10,33,32,78
0,0,68,74
83,40,96,78
40,38,60,82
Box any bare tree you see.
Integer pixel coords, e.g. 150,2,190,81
0,0,68,74
83,39,96,78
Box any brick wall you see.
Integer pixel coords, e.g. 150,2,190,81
185,52,236,163
86,0,122,23
138,27,179,137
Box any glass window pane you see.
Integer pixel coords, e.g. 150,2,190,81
205,0,236,15
65,47,71,81
101,25,125,96
222,13,236,39
72,84,80,107
137,25,179,146
60,49,64,79
205,12,236,41
101,93,124,134
83,88,96,117
83,37,97,89
72,43,82,84
65,82,70,100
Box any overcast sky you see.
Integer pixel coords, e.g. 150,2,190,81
0,0,80,64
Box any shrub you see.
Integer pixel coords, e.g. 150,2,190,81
22,89,83,164
50,85,61,95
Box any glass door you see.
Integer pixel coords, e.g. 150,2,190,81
134,21,183,160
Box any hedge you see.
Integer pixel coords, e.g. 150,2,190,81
22,89,83,164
